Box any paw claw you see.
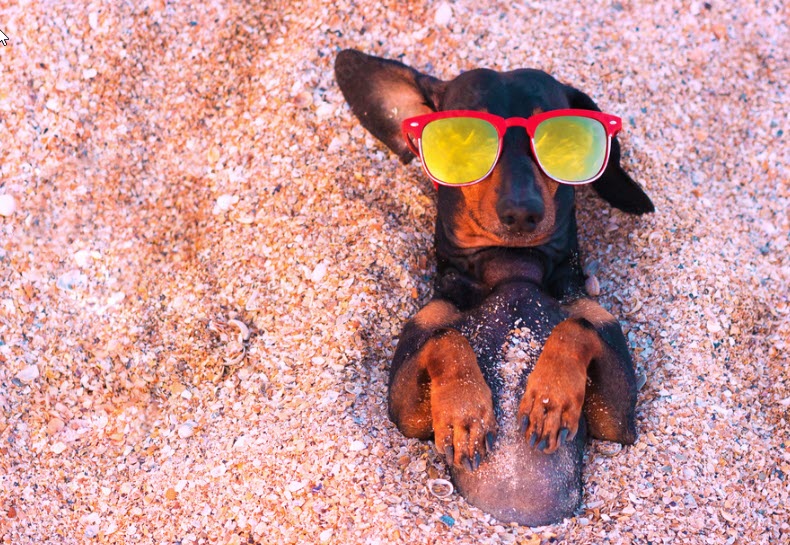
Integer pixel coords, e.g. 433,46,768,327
529,432,538,448
559,428,569,445
445,445,454,466
519,416,529,434
485,432,496,452
536,438,548,451
462,456,473,472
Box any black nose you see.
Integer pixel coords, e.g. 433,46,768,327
496,197,545,232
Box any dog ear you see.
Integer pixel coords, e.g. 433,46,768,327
335,49,446,163
565,86,655,215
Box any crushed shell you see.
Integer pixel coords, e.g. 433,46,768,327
0,1,787,544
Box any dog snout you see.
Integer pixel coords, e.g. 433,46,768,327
496,196,545,232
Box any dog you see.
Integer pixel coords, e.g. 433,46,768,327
334,49,654,526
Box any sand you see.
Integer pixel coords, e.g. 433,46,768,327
0,1,788,543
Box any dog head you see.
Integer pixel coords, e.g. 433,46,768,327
335,49,653,254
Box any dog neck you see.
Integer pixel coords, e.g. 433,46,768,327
437,246,545,284
433,221,547,309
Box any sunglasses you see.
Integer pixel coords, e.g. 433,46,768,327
401,109,622,187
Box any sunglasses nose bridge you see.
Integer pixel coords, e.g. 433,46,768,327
499,114,537,148
503,117,534,137
499,122,533,164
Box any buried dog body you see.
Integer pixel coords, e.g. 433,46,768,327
334,49,654,526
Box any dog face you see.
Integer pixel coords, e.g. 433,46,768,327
335,50,653,254
431,68,573,250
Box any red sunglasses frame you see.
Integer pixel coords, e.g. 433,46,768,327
401,109,623,188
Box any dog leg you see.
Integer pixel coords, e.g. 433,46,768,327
563,299,638,444
389,301,496,470
517,299,637,453
516,318,595,454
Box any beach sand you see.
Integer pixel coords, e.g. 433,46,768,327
1,1,788,543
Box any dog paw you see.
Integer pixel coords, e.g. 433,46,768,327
432,380,497,470
517,355,586,455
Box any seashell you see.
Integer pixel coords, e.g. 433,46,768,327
310,261,327,282
245,291,261,311
228,319,250,342
213,194,238,214
434,2,453,25
223,347,246,366
596,442,622,457
583,260,600,276
585,275,601,296
178,422,195,438
0,194,17,216
16,365,40,383
344,383,362,395
427,478,454,499
648,232,663,245
626,299,643,315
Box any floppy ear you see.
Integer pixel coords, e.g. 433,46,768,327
335,49,446,163
565,85,655,215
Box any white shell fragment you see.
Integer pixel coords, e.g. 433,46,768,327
213,194,238,214
228,319,251,342
636,371,648,390
210,318,250,365
15,365,40,383
427,479,454,499
583,260,600,276
177,423,195,439
310,261,328,282
626,299,643,315
348,440,366,452
0,194,16,216
244,291,261,311
596,442,623,457
434,2,453,26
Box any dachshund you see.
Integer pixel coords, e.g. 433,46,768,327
334,49,654,525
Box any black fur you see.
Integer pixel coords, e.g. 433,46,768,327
335,49,652,525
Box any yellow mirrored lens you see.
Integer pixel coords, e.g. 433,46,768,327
533,116,606,182
422,118,499,185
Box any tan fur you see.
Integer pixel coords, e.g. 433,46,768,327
413,299,462,329
564,298,617,327
444,162,559,249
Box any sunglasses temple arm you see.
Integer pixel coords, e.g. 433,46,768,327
401,124,420,155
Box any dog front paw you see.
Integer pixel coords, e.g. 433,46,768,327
517,354,587,455
432,378,497,471
424,329,497,471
